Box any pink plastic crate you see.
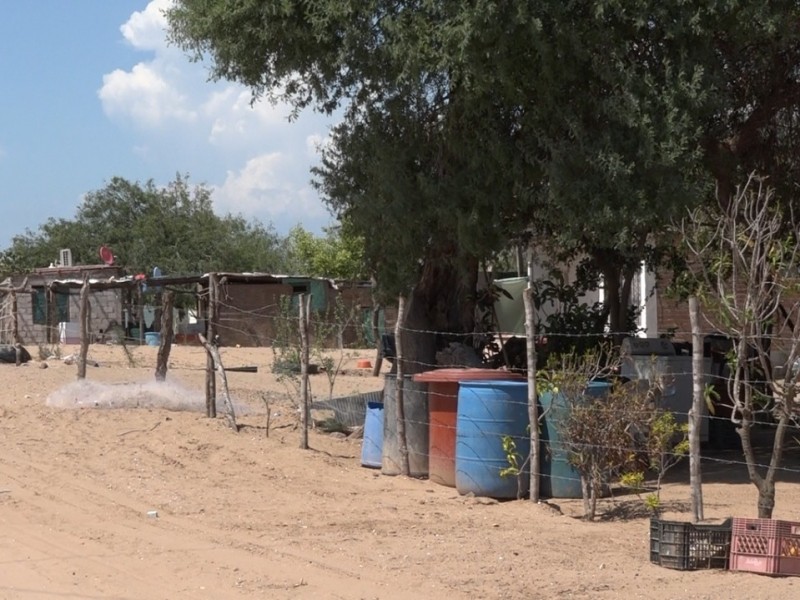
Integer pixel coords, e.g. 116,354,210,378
730,517,800,576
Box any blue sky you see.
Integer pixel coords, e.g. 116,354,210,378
0,0,336,254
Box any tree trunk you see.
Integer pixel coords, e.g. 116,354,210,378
581,475,592,519
600,264,624,341
737,401,766,510
402,252,478,374
371,280,383,377
757,480,776,519
688,296,705,522
590,482,599,521
594,248,642,343
524,247,540,502
757,411,791,519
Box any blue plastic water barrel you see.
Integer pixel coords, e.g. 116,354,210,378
145,332,161,346
455,380,530,499
361,402,384,468
539,381,610,498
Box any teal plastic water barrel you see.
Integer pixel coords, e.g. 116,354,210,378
361,402,384,468
381,375,429,477
539,381,610,498
145,332,161,346
455,380,530,499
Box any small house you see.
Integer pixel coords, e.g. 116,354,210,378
0,264,127,345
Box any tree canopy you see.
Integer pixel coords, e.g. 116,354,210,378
163,1,800,349
0,175,286,278
167,1,535,364
282,223,368,281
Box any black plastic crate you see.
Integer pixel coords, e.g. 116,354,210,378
650,517,732,570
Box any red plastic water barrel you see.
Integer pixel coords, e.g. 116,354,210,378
412,368,525,487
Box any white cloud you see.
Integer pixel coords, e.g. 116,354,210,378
120,0,172,52
100,63,196,126
213,153,327,220
99,1,335,232
205,89,292,145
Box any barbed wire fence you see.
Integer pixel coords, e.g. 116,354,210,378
5,281,800,517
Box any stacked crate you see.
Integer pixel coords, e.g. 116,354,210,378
730,517,800,576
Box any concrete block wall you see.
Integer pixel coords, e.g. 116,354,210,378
0,289,123,346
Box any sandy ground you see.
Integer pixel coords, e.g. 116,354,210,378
1,343,800,599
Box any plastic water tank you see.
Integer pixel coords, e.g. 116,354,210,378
539,381,610,498
455,380,529,499
361,402,384,468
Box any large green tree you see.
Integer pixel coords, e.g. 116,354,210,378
168,1,534,370
0,174,285,277
167,1,800,354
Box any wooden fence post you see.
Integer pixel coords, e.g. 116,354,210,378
371,277,383,377
136,285,145,346
299,293,311,450
205,274,218,418
155,291,175,382
11,289,21,366
395,294,410,476
2,277,28,365
199,334,238,431
77,276,90,379
47,285,57,344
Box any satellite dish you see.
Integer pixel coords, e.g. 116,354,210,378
99,246,115,266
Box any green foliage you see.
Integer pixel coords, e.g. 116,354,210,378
167,0,532,314
704,383,720,416
531,269,634,364
165,0,800,348
271,296,302,376
619,471,645,493
647,413,689,478
313,294,365,400
644,494,662,514
499,435,522,479
1,175,285,277
283,224,368,281
618,403,690,515
271,291,364,407
542,351,691,519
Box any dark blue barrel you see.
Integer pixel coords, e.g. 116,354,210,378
539,381,610,498
455,381,530,499
361,402,384,468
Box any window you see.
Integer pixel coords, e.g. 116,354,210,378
31,287,70,325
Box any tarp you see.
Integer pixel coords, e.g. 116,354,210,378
0,345,31,364
493,276,527,335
